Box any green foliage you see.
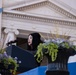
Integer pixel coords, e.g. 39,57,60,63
35,43,58,63
2,57,18,75
47,43,58,61
0,49,18,75
35,41,76,63
71,45,76,51
34,43,44,63
0,49,6,54
59,42,70,49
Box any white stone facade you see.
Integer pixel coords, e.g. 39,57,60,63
0,0,76,49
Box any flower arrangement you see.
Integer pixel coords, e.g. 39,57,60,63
35,38,76,63
0,49,19,75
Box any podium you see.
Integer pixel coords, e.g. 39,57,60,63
6,45,38,73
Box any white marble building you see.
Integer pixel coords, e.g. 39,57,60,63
0,0,76,65
0,0,76,50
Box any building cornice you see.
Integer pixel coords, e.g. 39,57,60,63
4,0,47,10
3,10,76,26
49,0,76,18
4,0,76,19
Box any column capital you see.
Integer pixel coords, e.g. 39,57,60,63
4,28,19,35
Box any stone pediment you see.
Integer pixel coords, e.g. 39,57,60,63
4,0,76,19
2,0,76,40
18,5,67,18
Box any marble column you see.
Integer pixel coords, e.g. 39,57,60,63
3,28,19,48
